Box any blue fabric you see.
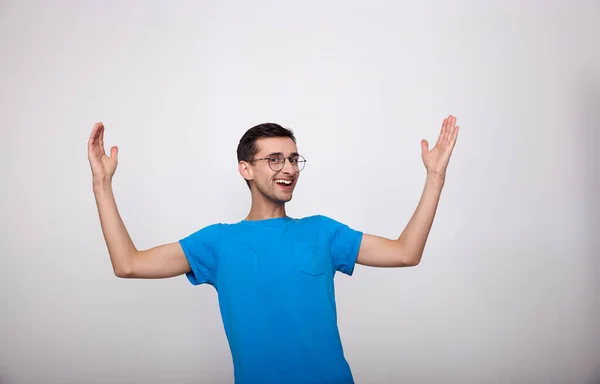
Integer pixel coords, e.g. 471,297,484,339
179,215,363,384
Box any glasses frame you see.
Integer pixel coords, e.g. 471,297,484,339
248,153,307,172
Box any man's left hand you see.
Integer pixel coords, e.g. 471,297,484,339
421,115,460,179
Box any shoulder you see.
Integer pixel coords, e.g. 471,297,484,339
305,214,342,223
190,222,224,234
181,222,226,241
295,215,346,230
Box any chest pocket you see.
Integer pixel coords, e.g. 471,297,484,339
293,241,329,276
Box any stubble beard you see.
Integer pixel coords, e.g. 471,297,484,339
255,179,293,205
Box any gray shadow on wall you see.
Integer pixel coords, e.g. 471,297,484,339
579,78,600,384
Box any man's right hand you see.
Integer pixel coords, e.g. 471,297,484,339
87,121,191,279
88,122,118,183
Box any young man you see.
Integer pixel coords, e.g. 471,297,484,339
88,116,459,383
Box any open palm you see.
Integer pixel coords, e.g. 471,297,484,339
87,122,119,182
421,115,459,177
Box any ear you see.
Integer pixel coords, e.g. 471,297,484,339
238,161,254,182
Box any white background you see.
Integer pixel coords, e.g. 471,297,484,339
1,1,599,383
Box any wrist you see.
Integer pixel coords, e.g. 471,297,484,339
425,171,445,187
93,178,112,191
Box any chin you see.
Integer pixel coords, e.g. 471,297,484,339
275,194,293,204
274,190,294,203
256,184,295,204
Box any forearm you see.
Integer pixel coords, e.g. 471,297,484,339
396,172,445,263
93,179,136,276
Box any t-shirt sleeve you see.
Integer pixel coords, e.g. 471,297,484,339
178,224,221,286
319,215,363,276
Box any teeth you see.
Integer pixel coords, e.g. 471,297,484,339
275,179,292,185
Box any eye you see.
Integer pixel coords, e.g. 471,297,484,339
289,157,299,164
270,156,283,163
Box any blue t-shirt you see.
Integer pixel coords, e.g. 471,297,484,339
179,215,363,384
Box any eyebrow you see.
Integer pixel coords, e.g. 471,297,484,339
266,152,300,157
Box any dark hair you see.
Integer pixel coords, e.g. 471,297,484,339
237,123,296,188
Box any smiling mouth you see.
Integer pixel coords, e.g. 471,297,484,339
274,178,294,189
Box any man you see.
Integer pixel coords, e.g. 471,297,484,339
88,116,459,383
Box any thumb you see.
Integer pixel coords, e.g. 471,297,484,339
110,146,118,160
421,139,429,155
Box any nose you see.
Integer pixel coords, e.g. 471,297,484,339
281,158,295,175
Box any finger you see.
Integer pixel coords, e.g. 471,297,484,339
445,125,459,154
99,124,106,155
440,117,448,136
110,146,118,160
87,122,102,147
452,125,460,144
421,139,429,155
436,118,447,146
444,115,455,142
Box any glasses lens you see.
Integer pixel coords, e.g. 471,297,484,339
294,155,306,172
268,155,306,172
268,155,285,171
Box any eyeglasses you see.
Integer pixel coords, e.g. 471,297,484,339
249,154,306,172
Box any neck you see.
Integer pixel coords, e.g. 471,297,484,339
245,206,287,221
245,191,287,221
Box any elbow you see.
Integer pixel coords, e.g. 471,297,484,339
113,265,132,278
112,254,135,278
401,254,422,267
393,240,422,267
405,259,421,267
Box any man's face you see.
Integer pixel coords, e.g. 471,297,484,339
243,137,301,204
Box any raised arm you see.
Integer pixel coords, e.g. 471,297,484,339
356,115,460,268
88,122,190,278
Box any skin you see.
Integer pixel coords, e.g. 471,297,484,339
357,115,459,267
238,137,300,221
88,115,459,277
